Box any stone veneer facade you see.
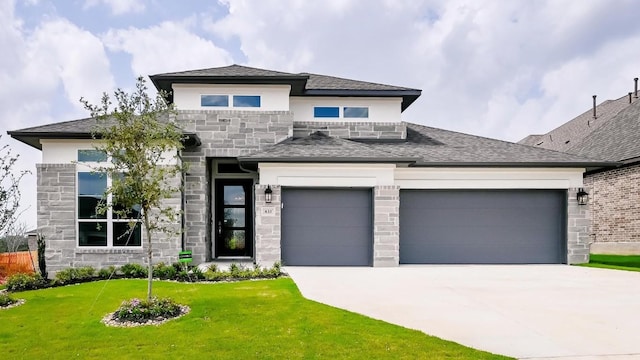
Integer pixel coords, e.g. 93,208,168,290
177,110,293,264
292,121,406,139
37,164,182,274
35,108,592,271
584,164,640,254
567,187,592,264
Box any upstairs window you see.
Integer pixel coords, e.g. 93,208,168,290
233,95,261,107
201,95,229,107
343,107,369,118
314,107,340,118
78,150,107,162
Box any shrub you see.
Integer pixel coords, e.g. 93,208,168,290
54,266,96,285
120,263,148,278
97,266,117,280
0,292,17,307
5,272,47,292
37,234,47,279
113,297,182,323
153,262,177,280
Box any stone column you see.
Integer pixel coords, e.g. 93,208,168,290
567,187,591,264
373,185,400,267
254,184,281,266
37,163,76,276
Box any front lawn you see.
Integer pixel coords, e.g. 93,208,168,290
0,278,509,359
579,254,640,272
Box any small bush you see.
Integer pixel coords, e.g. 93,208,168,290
5,272,47,292
54,266,96,285
153,262,177,280
97,266,117,279
0,292,17,307
114,297,182,323
120,263,148,278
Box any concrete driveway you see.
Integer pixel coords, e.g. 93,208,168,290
285,265,640,360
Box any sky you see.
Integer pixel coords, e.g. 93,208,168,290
1,0,640,230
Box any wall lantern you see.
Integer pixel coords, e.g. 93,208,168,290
576,188,589,205
264,185,273,204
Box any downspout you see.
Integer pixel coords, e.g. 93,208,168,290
178,150,186,251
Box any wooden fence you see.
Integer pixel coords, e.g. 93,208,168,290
0,251,37,282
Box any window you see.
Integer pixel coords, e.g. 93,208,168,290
233,95,261,107
314,106,340,118
77,171,141,247
343,107,369,118
201,95,229,107
78,150,107,162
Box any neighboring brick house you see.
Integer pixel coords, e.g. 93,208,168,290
8,65,610,274
520,83,640,254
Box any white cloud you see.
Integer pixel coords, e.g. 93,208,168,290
208,0,640,141
102,20,233,76
0,2,114,229
84,0,145,15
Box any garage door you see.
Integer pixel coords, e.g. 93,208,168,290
281,188,372,266
400,190,566,264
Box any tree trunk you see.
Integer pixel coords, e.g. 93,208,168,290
144,212,153,302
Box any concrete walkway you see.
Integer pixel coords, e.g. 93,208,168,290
285,265,640,359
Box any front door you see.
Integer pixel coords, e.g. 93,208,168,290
215,179,253,257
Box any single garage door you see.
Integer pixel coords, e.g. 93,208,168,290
400,190,566,264
281,188,372,266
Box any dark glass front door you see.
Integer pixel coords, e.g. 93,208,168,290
215,179,253,257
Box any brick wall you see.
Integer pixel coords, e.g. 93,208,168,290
293,121,406,139
584,164,640,252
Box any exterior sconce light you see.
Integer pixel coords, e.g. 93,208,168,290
264,185,273,204
576,188,589,206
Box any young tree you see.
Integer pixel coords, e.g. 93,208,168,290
0,137,28,237
81,77,185,301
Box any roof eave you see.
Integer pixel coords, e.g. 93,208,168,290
239,157,418,164
302,89,421,112
410,161,619,168
149,75,310,103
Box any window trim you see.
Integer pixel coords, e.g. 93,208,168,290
313,106,340,118
76,159,142,249
201,95,229,107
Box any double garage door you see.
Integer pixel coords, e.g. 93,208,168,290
281,188,566,266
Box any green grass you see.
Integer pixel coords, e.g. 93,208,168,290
0,278,509,359
579,254,640,272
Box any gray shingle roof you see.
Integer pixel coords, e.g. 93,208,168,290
239,131,418,163
150,64,305,79
302,73,418,92
150,64,421,111
567,98,640,162
239,122,614,167
518,94,636,152
7,116,200,150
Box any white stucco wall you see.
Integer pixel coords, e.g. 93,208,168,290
289,97,402,123
172,84,291,111
259,163,585,189
40,139,179,166
394,167,585,189
258,163,396,187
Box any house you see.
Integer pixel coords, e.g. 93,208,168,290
520,80,640,254
8,65,612,274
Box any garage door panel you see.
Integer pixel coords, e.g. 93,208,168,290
282,188,372,266
400,190,565,264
